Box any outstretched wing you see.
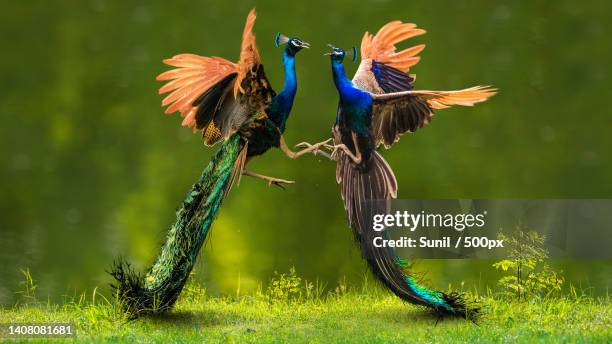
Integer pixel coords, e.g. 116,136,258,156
157,54,237,123
350,20,496,149
371,86,497,148
157,9,274,146
352,20,426,94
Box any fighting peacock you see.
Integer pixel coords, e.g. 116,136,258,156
302,21,496,319
110,9,325,317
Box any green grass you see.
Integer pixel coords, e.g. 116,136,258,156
0,281,610,343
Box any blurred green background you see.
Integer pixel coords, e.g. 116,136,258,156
1,1,610,305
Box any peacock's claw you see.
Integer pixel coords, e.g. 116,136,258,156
294,138,333,156
267,177,295,190
333,144,353,156
329,143,361,163
242,170,295,189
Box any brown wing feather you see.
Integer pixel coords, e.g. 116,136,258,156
233,8,261,97
371,86,497,148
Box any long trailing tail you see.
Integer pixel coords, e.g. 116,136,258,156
335,150,478,320
110,134,246,318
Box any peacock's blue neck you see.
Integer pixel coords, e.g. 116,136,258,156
268,49,297,131
280,50,297,98
331,58,373,132
331,60,355,99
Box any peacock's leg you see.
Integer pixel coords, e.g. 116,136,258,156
241,170,295,189
279,135,333,159
330,143,362,164
330,132,362,164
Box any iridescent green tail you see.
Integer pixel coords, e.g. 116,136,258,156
110,134,244,318
360,228,479,320
338,151,479,320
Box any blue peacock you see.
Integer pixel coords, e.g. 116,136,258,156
302,21,496,319
110,9,324,317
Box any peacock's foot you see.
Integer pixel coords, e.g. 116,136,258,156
295,138,333,159
329,143,361,164
264,176,295,189
242,170,295,190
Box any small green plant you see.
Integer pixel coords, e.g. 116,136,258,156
333,276,349,299
178,271,206,305
16,268,37,305
493,225,564,300
266,267,302,302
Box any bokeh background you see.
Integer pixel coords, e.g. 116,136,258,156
1,1,610,305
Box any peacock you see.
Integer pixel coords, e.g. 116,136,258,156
301,21,496,319
110,9,324,317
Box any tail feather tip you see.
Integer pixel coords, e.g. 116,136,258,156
435,292,481,322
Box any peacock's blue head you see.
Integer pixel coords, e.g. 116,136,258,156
275,33,310,56
325,44,357,64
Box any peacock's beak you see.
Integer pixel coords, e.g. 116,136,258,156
300,41,310,49
324,44,335,56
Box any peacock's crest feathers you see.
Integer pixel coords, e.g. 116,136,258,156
345,46,358,63
274,32,290,47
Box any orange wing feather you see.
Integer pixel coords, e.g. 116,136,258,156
411,86,498,109
156,55,237,130
156,9,262,132
360,20,426,73
233,8,261,97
